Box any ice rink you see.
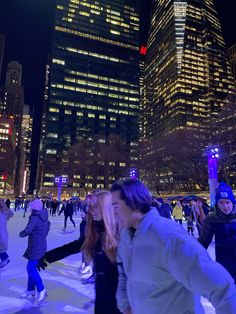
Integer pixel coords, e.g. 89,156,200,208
0,209,215,313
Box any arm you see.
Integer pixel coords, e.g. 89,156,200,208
58,205,64,216
45,236,85,263
166,235,236,314
116,251,131,314
198,215,214,249
19,215,37,237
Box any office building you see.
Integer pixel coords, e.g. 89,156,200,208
21,104,33,194
141,0,235,192
4,61,25,195
40,0,140,195
0,116,16,196
228,43,236,82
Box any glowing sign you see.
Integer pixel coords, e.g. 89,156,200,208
140,46,147,56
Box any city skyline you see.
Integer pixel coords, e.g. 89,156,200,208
0,0,235,193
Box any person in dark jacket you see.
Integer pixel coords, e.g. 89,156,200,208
198,182,236,283
59,199,76,231
158,199,172,219
5,199,11,209
38,190,121,314
19,198,50,306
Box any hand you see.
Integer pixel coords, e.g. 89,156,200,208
19,230,26,238
37,257,48,271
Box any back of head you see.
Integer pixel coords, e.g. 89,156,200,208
30,199,43,211
110,179,151,214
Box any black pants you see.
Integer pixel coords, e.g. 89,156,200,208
175,219,182,225
64,215,75,228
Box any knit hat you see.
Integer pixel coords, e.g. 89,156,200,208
215,182,235,205
30,199,43,211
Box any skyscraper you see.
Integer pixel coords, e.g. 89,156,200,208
40,0,140,194
141,0,234,192
4,61,25,195
0,34,5,81
0,116,16,196
21,104,33,194
143,0,234,138
228,43,236,82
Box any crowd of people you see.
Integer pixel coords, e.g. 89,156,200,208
151,196,209,236
1,179,236,312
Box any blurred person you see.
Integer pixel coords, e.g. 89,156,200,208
0,199,14,268
199,182,236,283
111,179,236,314
172,200,183,225
5,198,11,209
50,199,58,216
59,199,76,231
158,198,172,219
79,194,93,274
19,198,50,306
38,190,121,314
183,201,194,236
191,199,205,236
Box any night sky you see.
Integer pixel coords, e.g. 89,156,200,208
0,0,235,191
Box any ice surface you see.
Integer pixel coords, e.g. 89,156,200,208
0,210,215,313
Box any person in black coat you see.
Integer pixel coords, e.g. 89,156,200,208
19,198,50,305
38,190,121,314
198,182,236,282
59,199,76,231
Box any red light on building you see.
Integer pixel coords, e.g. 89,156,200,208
2,175,7,180
140,46,147,56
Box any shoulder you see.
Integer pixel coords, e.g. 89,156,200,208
146,217,187,247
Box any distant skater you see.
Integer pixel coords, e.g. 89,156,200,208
0,199,14,268
19,198,50,306
59,199,76,231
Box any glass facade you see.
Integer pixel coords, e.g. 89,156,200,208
143,0,234,138
41,0,140,192
141,0,235,192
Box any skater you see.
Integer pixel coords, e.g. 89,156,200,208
172,200,183,225
59,199,76,231
199,182,236,283
111,179,236,314
78,194,93,277
183,201,194,236
19,198,50,306
0,199,14,268
38,190,122,314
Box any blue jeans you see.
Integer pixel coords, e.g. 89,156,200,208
27,260,44,292
0,252,9,261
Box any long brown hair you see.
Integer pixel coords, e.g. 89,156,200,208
81,190,119,263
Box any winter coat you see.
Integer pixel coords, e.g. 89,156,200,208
0,207,14,253
198,207,236,282
44,225,121,314
19,208,50,260
59,203,74,216
64,203,74,216
117,208,236,314
158,204,172,219
172,204,183,220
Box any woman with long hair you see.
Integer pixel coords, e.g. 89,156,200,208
82,190,121,313
38,190,121,314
